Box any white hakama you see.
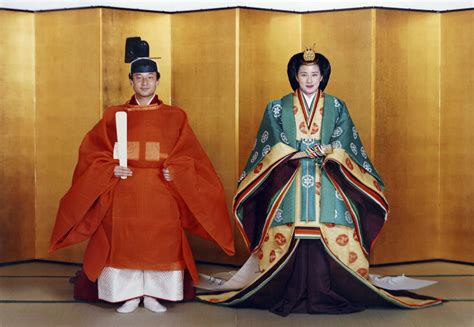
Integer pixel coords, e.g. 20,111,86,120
98,267,184,303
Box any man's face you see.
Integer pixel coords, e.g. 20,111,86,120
130,72,159,98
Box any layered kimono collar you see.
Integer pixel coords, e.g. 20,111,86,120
129,94,160,106
302,91,316,110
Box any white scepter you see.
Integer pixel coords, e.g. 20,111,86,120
115,111,128,179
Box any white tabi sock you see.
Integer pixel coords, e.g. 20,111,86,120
116,298,140,314
143,296,167,313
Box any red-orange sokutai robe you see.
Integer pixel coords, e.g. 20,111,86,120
49,97,235,284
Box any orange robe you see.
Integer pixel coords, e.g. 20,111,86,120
50,98,235,284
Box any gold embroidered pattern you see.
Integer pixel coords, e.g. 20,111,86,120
127,142,140,160
145,142,161,161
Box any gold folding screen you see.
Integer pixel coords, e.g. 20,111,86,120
440,10,474,262
34,9,102,262
0,7,472,265
371,10,442,263
0,11,36,262
171,10,241,264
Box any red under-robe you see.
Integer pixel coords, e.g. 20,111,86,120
49,96,235,284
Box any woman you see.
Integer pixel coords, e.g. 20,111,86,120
198,49,441,316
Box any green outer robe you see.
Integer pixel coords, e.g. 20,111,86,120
237,93,384,251
197,92,442,310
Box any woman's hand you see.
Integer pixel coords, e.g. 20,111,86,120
321,144,333,155
290,144,333,160
114,165,133,178
163,167,172,181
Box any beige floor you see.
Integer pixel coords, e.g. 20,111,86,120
0,261,473,327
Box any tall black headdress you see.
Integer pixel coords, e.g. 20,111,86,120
125,37,160,79
287,47,331,91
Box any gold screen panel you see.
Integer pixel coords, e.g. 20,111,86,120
440,11,474,262
0,11,36,262
35,9,102,262
171,9,240,264
1,7,471,266
371,10,441,263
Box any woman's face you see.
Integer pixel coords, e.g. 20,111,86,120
296,64,322,96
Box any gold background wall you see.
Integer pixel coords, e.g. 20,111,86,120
440,10,474,262
0,10,36,262
171,10,240,264
371,10,441,263
35,9,102,262
0,7,472,265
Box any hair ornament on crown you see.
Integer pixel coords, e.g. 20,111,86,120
303,44,316,62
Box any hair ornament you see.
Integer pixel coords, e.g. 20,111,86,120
303,44,316,62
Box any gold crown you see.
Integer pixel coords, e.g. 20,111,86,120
303,46,316,62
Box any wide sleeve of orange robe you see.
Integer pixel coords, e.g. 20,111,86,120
165,114,235,256
49,108,118,252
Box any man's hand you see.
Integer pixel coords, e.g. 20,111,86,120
163,167,172,181
114,165,133,178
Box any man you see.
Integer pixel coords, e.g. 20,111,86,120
50,37,234,313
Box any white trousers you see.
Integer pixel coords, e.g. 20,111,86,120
98,267,184,303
